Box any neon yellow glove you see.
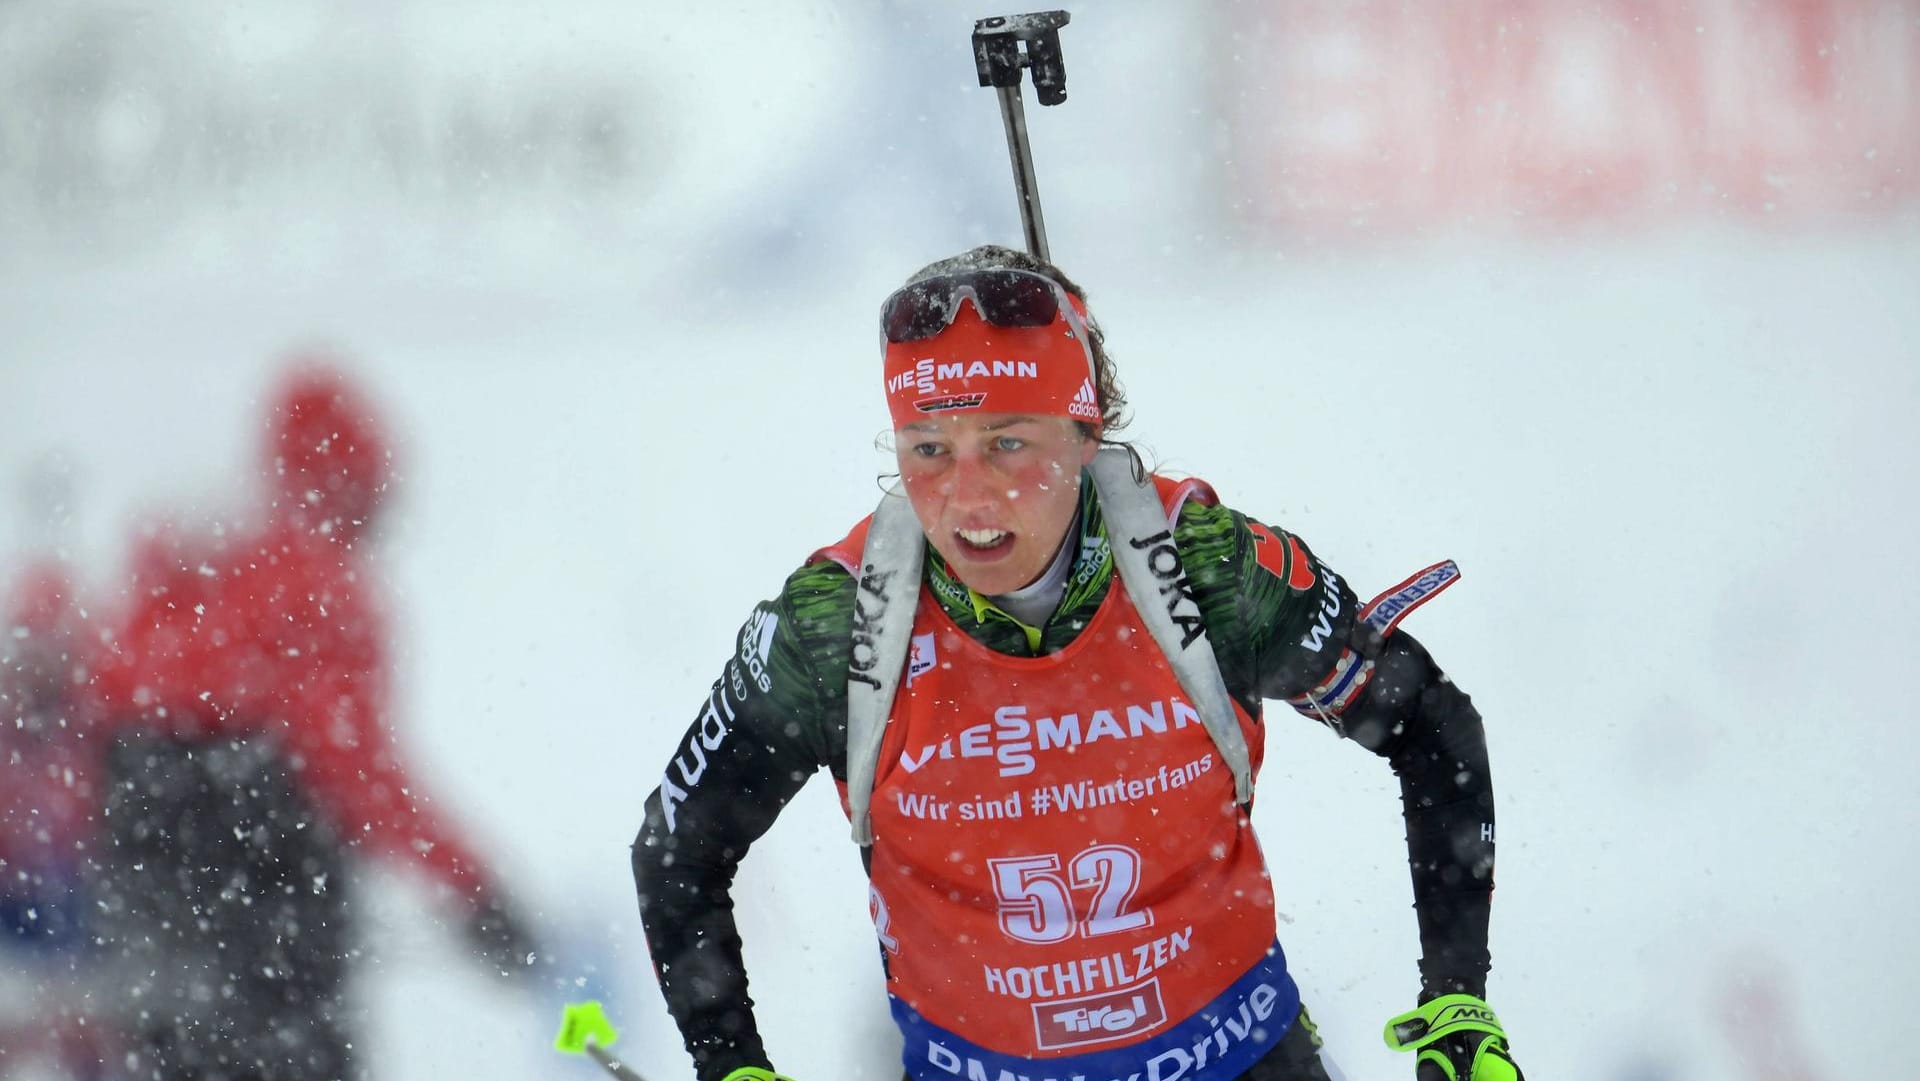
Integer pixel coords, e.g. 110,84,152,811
721,1069,800,1081
1384,994,1524,1081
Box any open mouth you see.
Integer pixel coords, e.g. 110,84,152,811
955,527,1015,557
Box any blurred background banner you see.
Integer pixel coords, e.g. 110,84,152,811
0,0,983,274
1221,0,1920,236
1,3,1915,1081
4,0,1915,256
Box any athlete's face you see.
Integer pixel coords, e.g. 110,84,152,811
896,413,1098,596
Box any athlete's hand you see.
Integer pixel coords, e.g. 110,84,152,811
721,1069,800,1081
1384,994,1524,1081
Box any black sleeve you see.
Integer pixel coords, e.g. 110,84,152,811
1185,506,1498,1000
1337,626,1497,1000
630,567,850,1081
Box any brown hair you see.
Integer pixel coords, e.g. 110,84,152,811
902,244,1131,443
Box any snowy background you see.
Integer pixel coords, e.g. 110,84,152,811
3,2,1917,1079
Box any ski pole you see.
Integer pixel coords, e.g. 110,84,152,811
555,1000,650,1081
971,10,1072,262
583,1042,648,1081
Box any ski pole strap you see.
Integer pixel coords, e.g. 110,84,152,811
1383,993,1508,1052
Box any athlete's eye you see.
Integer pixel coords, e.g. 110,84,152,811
993,435,1027,453
911,442,947,458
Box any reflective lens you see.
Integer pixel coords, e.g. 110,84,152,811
880,270,1066,343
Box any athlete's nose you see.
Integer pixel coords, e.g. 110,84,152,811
943,444,1001,509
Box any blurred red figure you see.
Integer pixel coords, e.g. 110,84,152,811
88,360,535,1081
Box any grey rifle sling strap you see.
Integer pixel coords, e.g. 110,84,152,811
1085,448,1254,805
844,484,926,845
844,448,1254,846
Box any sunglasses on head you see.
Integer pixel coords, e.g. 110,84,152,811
879,268,1090,344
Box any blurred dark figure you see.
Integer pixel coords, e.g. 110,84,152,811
85,360,538,1081
0,561,98,944
0,560,118,1079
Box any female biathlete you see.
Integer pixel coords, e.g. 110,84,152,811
633,245,1524,1081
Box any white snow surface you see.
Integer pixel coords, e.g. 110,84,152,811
3,4,1918,1080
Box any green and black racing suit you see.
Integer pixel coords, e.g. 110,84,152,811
632,479,1501,1081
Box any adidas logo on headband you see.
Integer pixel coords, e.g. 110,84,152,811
1068,378,1100,420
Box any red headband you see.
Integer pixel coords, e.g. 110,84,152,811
881,301,1099,430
